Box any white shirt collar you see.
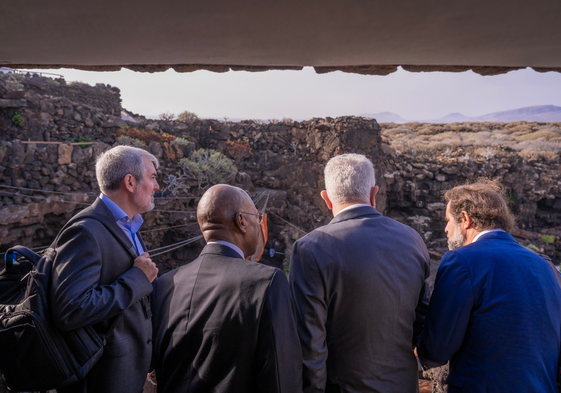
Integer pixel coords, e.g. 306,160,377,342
472,228,504,243
207,240,245,259
337,203,371,216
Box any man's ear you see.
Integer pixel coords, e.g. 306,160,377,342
370,186,379,208
460,211,472,230
320,190,333,210
233,212,248,234
123,174,136,193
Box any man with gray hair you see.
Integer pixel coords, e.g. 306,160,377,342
51,145,159,393
289,153,430,393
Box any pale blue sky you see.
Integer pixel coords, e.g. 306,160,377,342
30,66,561,121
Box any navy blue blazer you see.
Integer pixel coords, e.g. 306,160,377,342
418,231,561,392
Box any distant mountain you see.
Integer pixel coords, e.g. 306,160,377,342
475,105,561,122
363,105,561,123
359,111,410,123
432,112,474,123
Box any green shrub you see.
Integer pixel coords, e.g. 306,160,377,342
173,137,191,146
541,234,556,244
283,261,290,277
164,149,236,194
180,149,235,189
12,112,23,126
506,192,517,204
524,244,540,253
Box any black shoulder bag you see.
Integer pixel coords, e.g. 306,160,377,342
0,213,137,391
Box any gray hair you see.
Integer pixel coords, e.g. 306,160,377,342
96,145,159,193
324,153,376,205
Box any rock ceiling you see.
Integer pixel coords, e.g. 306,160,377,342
1,0,560,75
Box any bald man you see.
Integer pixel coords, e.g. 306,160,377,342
151,185,303,393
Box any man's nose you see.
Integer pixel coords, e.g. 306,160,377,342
154,180,160,190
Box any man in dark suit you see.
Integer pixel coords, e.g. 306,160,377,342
51,145,160,393
152,184,303,393
417,180,561,392
289,153,430,393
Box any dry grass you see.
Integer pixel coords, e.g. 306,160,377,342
516,128,561,142
381,122,561,161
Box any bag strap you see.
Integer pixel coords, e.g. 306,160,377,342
4,245,41,270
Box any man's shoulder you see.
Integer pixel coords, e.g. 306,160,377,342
448,234,518,257
301,211,420,240
55,202,123,253
441,235,532,269
179,251,282,281
379,214,422,235
223,254,283,280
154,267,180,292
70,201,112,223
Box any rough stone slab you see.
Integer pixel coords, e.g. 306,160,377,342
58,143,73,165
0,99,26,108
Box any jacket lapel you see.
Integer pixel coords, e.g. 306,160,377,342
79,198,139,258
137,233,147,255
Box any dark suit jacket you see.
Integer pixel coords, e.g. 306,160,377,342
151,243,303,393
289,206,430,393
417,231,561,392
50,198,154,393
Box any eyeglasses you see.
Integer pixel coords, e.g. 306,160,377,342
237,211,264,224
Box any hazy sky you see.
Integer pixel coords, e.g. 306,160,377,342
29,66,561,121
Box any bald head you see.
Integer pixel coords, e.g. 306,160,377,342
197,184,260,257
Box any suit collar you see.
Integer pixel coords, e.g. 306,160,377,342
329,205,380,225
99,193,144,232
475,230,516,243
472,228,505,243
200,243,245,260
77,198,140,257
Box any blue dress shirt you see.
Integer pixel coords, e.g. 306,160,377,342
100,193,145,255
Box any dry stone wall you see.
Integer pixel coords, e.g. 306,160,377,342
0,74,122,143
382,146,561,259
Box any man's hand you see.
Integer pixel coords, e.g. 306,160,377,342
134,252,158,282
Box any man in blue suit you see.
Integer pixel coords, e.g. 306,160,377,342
417,180,561,392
